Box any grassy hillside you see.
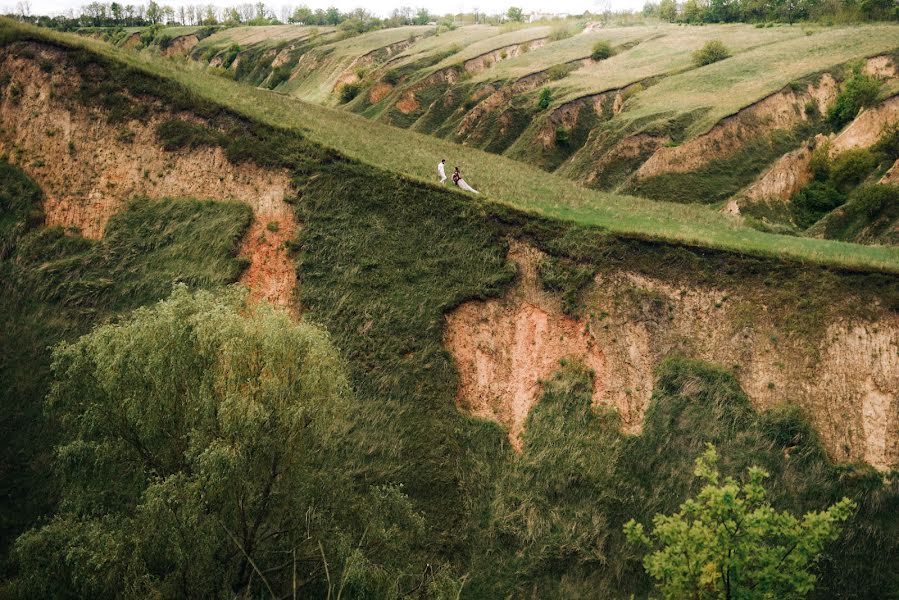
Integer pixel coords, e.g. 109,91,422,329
16,20,898,272
1,21,898,598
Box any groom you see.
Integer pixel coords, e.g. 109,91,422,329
437,158,447,184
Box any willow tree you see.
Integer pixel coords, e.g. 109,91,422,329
13,287,443,599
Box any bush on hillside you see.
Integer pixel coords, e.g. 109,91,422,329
339,82,362,103
591,40,613,61
808,143,833,182
817,184,899,243
692,40,730,66
829,148,877,192
537,86,553,110
827,70,881,130
873,122,899,160
791,181,846,228
546,63,574,81
849,183,898,218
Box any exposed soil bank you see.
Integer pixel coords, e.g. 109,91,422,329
0,44,298,310
446,241,899,469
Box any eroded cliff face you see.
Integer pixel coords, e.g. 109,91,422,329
445,241,899,470
635,75,838,179
0,44,298,310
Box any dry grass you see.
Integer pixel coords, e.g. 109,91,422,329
622,24,899,138
197,24,334,47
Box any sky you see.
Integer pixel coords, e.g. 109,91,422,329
17,0,646,19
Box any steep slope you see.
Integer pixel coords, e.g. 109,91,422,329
0,43,299,307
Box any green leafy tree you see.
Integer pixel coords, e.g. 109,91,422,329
325,5,342,25
145,0,161,24
289,5,312,23
11,287,434,599
625,445,855,600
506,6,524,21
659,0,678,20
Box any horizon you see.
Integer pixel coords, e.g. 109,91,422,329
5,0,645,21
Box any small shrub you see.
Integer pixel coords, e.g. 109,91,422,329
549,24,575,42
791,181,846,228
829,149,877,192
591,40,613,61
546,64,573,81
693,40,730,67
809,142,831,181
268,66,292,89
39,60,54,73
382,70,401,85
266,221,280,232
827,70,880,130
537,87,553,110
339,82,362,104
850,184,897,219
872,123,899,160
804,100,820,118
555,126,571,147
9,82,23,104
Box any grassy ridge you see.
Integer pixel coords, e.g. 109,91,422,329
5,19,897,272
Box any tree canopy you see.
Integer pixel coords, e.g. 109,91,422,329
11,287,448,598
625,444,856,599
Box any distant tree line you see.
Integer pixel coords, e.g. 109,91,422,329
642,0,896,24
2,1,447,32
2,2,600,33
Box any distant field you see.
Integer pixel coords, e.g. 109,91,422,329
197,24,335,47
281,25,433,103
548,24,805,104
16,21,899,272
467,26,656,83
620,25,899,138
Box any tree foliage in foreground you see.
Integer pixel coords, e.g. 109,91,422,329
11,287,456,599
625,444,855,600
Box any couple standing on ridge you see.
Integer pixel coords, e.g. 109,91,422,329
438,159,480,194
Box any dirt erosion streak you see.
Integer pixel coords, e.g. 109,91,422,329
444,244,603,450
445,241,899,469
0,45,297,310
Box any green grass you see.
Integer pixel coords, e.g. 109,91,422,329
8,19,898,272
